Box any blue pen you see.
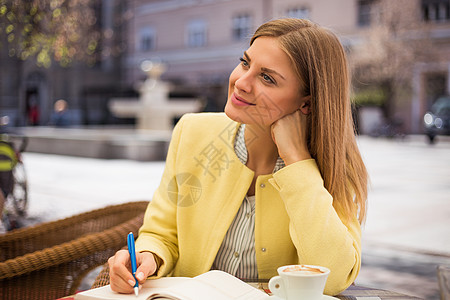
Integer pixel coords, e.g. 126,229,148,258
127,232,139,296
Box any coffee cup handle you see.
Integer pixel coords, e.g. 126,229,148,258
268,276,286,299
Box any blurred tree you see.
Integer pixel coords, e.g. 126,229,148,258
349,0,439,120
0,0,102,68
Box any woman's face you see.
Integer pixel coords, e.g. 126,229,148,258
225,36,304,127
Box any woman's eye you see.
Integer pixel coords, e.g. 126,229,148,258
262,73,275,84
239,57,249,67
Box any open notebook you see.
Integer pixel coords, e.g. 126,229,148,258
75,270,272,300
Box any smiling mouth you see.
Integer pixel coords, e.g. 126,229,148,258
232,93,256,106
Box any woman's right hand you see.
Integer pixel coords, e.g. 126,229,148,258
271,109,311,165
108,249,158,293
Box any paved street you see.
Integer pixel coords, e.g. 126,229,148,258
9,134,450,299
355,135,450,299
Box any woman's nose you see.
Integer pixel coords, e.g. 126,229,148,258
235,72,253,94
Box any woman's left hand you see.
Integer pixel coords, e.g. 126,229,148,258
271,110,311,165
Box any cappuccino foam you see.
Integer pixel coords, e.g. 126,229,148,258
282,265,324,275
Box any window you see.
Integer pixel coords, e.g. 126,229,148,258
286,7,310,19
232,14,252,41
139,27,155,52
422,0,450,22
357,0,375,27
187,19,207,47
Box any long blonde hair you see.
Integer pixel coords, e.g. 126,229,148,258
251,18,368,223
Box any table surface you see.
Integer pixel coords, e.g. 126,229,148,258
336,285,423,299
250,283,423,300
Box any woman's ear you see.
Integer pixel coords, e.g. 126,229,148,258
299,95,311,115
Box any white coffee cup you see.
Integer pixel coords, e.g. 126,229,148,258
268,264,330,300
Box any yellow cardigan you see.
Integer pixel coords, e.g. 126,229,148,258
136,112,361,295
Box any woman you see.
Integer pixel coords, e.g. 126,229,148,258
108,18,368,296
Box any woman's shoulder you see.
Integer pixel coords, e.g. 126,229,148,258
179,112,230,122
175,112,238,146
178,112,236,129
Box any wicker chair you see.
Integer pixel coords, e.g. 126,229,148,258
0,201,149,300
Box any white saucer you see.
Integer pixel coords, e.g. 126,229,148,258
269,295,339,299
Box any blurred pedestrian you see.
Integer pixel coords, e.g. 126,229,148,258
108,18,368,296
0,191,5,233
49,99,71,127
0,141,15,233
27,97,39,126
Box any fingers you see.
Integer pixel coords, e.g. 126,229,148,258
109,250,136,294
109,250,158,293
271,110,311,164
135,251,158,284
271,110,303,137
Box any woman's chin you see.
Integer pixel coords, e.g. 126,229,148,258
224,103,237,120
224,105,246,123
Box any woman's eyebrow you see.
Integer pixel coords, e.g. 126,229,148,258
244,51,286,81
261,67,286,80
243,51,251,62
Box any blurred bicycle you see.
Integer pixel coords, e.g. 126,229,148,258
0,116,28,231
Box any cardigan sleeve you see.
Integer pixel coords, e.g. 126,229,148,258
270,159,361,295
135,115,187,277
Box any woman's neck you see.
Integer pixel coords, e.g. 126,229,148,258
244,124,279,172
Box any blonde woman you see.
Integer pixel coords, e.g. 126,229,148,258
108,18,368,296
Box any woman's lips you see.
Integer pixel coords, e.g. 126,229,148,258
231,93,255,107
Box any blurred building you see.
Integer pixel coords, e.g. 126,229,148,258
125,0,450,134
350,0,450,134
0,0,130,126
1,0,449,133
125,0,363,113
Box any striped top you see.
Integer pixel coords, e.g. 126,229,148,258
211,124,285,280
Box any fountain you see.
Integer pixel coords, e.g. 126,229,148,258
109,60,203,131
22,61,204,161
